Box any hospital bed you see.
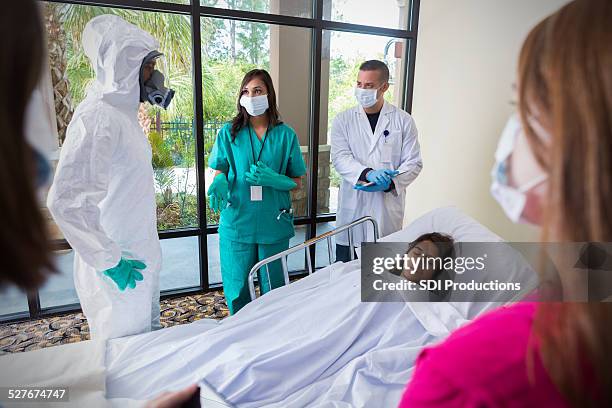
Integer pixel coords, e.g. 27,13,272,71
0,207,538,408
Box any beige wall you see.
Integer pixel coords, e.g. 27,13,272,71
269,24,312,146
406,0,570,241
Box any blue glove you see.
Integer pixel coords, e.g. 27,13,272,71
366,169,391,185
366,169,400,184
356,170,399,192
103,258,146,291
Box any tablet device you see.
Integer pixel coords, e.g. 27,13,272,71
355,170,409,187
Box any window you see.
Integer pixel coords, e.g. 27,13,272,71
1,0,419,322
160,237,201,290
0,287,29,318
34,3,199,314
319,31,408,215
200,0,313,19
315,221,337,268
326,0,412,30
201,18,312,220
39,251,79,309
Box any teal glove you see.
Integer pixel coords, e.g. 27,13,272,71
208,173,229,213
103,258,146,291
245,161,297,191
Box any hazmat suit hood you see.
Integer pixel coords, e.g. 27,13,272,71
82,15,159,110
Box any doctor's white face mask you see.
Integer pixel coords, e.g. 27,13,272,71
240,94,269,117
354,87,379,109
490,114,547,224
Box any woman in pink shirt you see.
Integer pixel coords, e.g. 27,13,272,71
400,0,612,406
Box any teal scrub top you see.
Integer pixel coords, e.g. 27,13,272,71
209,122,307,244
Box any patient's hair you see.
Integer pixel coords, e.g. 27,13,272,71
519,0,612,406
406,232,455,278
359,60,390,84
0,0,56,290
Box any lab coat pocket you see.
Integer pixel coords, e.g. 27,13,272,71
380,143,394,163
381,129,402,164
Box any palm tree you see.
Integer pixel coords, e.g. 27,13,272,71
45,4,222,122
43,4,74,145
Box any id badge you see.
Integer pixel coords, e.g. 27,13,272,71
250,185,263,201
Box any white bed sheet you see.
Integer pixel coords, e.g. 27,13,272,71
0,339,107,408
0,319,222,408
107,259,440,408
106,207,531,407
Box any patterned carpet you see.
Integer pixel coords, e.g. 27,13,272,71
0,291,229,356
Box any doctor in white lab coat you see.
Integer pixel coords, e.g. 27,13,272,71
331,60,422,262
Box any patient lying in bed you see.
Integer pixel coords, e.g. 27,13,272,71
385,232,456,301
106,233,460,408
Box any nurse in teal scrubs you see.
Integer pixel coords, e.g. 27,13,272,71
207,69,307,314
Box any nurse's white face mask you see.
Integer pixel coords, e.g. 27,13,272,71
490,114,548,224
240,94,269,117
354,87,380,109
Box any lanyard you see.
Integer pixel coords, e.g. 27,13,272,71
248,125,269,165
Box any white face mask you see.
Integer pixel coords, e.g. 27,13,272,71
240,94,269,117
490,114,547,224
354,87,379,109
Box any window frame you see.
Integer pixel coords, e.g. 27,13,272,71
2,0,420,323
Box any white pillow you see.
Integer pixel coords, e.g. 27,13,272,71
380,206,503,243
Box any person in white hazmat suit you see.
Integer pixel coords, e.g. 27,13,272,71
47,15,175,340
331,60,422,262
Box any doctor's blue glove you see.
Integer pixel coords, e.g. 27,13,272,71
366,169,396,185
208,173,229,213
103,258,146,291
245,161,297,191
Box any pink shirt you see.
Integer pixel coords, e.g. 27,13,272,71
399,303,568,407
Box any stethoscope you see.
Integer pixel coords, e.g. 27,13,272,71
247,126,293,222
277,208,293,220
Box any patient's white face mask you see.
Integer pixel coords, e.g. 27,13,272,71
490,114,547,225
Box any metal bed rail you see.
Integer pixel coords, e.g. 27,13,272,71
248,216,379,300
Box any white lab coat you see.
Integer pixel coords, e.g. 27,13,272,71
331,101,422,246
47,15,162,340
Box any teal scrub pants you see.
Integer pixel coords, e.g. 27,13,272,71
219,236,290,315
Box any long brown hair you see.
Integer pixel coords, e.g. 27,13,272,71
230,69,282,141
0,0,56,290
518,0,612,405
406,232,455,278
